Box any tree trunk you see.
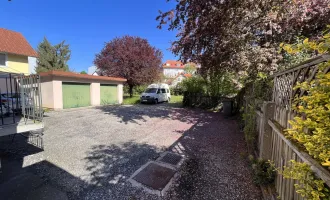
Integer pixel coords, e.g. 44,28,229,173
129,85,133,98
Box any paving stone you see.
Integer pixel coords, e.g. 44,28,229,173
132,162,176,191
158,152,182,166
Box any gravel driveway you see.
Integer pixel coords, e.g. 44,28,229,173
1,104,261,199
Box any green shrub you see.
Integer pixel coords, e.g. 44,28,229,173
124,85,148,95
181,75,206,94
249,156,276,186
281,161,330,200
206,72,238,97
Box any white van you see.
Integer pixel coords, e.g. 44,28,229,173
140,84,171,104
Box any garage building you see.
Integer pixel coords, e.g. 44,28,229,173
40,71,126,110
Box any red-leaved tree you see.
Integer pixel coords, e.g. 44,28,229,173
94,36,163,97
157,0,330,78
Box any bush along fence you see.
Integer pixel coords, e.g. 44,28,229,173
182,92,239,113
243,54,330,200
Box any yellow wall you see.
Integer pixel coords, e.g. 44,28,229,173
0,53,29,74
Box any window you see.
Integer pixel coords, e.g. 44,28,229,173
0,53,6,66
161,89,166,93
145,88,158,93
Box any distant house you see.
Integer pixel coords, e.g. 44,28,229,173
88,66,100,76
166,72,192,86
0,28,38,75
163,60,185,78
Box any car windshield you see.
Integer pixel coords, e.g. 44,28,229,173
144,88,158,93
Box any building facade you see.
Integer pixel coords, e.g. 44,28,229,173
0,28,37,75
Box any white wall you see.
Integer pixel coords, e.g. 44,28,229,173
163,68,184,78
28,57,37,74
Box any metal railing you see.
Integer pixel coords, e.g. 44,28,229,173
0,72,43,127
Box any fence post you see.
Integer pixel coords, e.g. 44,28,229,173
259,101,275,160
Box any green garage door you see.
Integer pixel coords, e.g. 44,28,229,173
100,84,118,105
62,83,91,109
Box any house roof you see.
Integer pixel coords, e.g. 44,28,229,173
183,73,192,78
166,72,192,85
39,71,127,82
0,28,38,57
163,60,184,69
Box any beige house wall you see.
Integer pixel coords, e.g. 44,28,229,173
40,81,54,108
52,80,63,110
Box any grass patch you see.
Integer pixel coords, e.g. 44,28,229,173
122,95,183,105
170,95,183,104
123,95,140,105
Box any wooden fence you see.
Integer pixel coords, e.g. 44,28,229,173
252,54,330,200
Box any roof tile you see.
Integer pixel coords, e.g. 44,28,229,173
0,28,38,57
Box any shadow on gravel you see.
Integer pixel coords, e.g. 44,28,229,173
0,134,77,199
165,112,263,200
84,141,160,187
0,136,164,199
97,104,200,125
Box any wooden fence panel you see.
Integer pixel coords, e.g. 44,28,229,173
253,54,330,200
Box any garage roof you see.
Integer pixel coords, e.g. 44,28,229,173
39,71,127,82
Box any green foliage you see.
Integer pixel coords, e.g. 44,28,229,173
282,161,330,200
80,71,87,74
206,72,238,97
283,31,330,167
123,95,140,105
124,85,148,95
170,95,183,104
181,75,206,94
253,73,273,101
243,103,257,152
287,69,330,167
181,72,238,97
36,37,71,73
184,63,197,74
249,156,276,186
241,73,273,152
172,83,184,95
279,29,330,200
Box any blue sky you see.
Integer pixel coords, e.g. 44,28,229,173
0,0,177,72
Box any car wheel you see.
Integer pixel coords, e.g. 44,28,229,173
154,99,158,104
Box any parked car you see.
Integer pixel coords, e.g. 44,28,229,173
1,93,33,113
140,84,171,104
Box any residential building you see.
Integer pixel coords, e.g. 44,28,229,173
166,72,192,86
162,60,199,86
0,28,38,75
163,60,185,78
88,65,100,76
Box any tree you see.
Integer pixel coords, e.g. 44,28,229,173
80,71,87,74
36,37,71,73
184,63,197,74
94,36,163,97
157,0,330,77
